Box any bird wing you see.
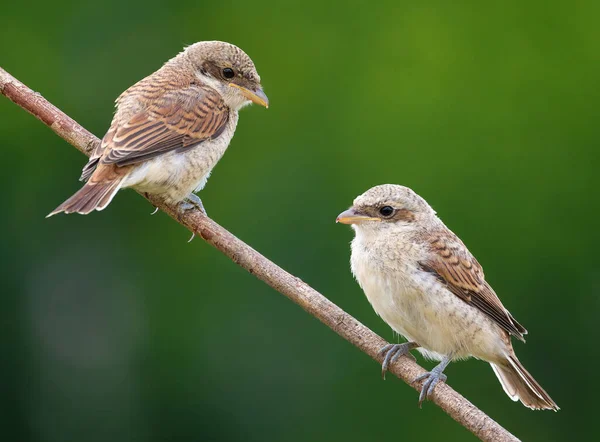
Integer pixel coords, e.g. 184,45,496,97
418,231,527,341
80,85,229,180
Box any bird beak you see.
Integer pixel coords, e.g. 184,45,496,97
336,208,381,224
229,84,269,108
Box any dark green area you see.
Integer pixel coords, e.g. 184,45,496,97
1,1,598,441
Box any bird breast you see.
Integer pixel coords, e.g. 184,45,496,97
350,231,507,362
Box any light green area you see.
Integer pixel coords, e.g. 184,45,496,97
1,1,598,441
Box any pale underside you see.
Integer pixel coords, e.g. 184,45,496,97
121,112,238,203
350,234,510,364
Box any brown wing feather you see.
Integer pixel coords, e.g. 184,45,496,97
419,233,527,341
79,84,230,181
80,138,106,181
103,86,229,166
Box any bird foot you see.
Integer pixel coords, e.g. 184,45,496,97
178,194,207,215
378,342,417,379
176,195,207,243
412,359,449,407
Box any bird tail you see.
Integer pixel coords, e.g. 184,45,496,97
491,355,559,411
47,176,124,217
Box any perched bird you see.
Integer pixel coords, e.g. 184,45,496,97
336,184,558,411
48,41,268,216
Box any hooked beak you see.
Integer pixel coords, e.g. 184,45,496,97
336,208,381,225
229,83,269,108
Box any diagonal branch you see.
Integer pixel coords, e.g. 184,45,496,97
1,66,519,442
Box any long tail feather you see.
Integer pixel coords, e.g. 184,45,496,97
47,178,123,217
491,356,559,411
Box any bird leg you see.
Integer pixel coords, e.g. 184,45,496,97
178,193,207,215
379,342,418,379
412,355,451,407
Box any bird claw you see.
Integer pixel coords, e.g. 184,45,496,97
177,195,205,242
178,194,207,215
378,342,416,379
413,366,448,407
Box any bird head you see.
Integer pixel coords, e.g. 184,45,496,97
336,184,436,233
184,41,268,111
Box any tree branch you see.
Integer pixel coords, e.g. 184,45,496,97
1,66,519,442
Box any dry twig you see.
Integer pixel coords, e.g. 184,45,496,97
1,66,519,442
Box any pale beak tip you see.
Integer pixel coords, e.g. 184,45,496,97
229,83,269,108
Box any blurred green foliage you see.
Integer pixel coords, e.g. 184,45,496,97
1,1,598,441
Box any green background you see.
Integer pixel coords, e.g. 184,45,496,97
2,1,598,441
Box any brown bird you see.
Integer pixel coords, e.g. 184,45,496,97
48,41,268,217
337,184,558,410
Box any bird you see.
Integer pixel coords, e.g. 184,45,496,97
336,184,558,411
48,41,268,217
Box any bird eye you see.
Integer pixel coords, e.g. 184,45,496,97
379,206,394,217
222,68,235,79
